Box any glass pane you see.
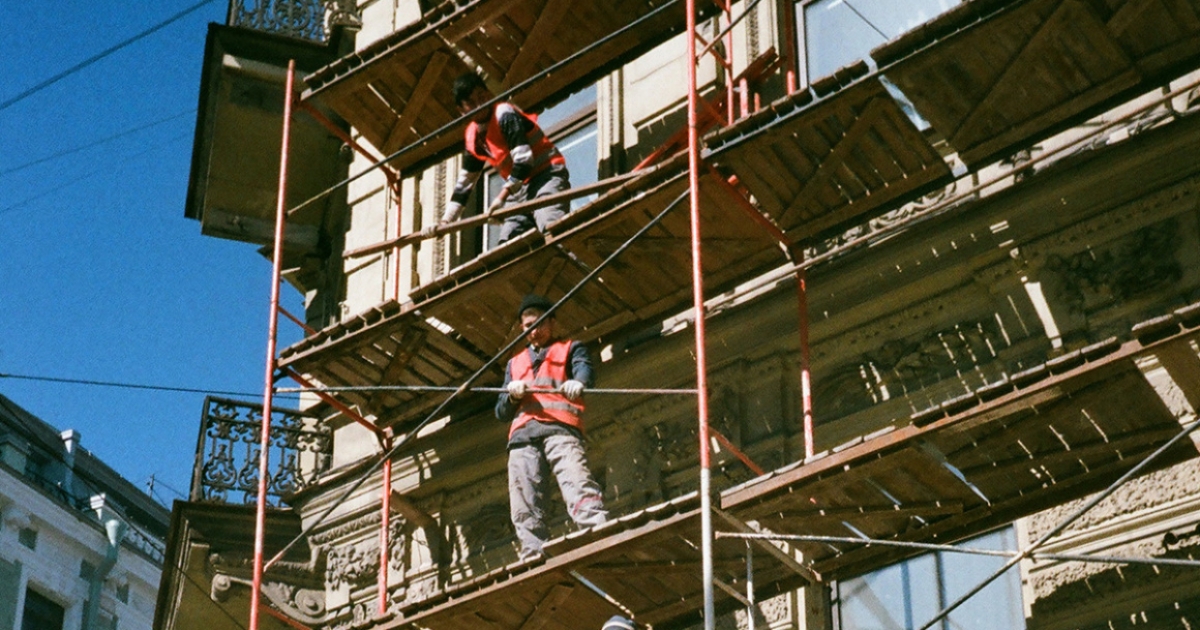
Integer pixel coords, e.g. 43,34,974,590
840,556,938,630
941,529,1024,630
802,0,961,82
557,124,599,209
838,527,1024,630
537,84,598,131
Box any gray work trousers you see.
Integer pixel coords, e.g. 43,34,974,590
508,434,608,555
497,166,571,243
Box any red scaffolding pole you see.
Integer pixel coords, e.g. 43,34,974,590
685,0,716,628
250,58,296,630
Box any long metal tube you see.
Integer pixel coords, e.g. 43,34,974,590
265,190,693,571
797,268,814,458
717,532,1200,567
379,440,392,616
274,385,700,395
288,0,686,219
685,0,716,627
918,410,1200,630
251,58,295,630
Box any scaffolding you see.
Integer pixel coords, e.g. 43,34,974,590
215,0,1200,629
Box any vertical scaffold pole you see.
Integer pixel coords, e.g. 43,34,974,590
780,0,799,93
686,2,716,629
251,58,296,630
797,267,814,458
379,439,393,616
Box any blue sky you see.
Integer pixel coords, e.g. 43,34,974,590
0,1,306,504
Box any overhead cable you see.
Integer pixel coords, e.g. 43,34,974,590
0,0,219,112
0,371,296,400
0,109,194,177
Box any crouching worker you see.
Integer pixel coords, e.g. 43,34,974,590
442,72,571,244
496,294,608,559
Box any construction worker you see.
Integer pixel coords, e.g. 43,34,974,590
496,294,608,559
441,72,572,244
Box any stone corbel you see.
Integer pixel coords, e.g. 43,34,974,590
210,573,327,625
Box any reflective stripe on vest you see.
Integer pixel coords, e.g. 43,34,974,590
508,340,584,439
464,105,565,181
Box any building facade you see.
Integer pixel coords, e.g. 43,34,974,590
174,0,1200,629
0,394,168,630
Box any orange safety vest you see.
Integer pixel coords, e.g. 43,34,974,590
464,105,565,182
508,340,585,439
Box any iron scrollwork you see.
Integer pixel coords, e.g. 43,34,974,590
227,0,360,42
194,396,332,505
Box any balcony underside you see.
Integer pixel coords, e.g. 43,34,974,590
301,0,693,171
378,320,1200,630
280,67,952,429
282,0,1200,429
877,0,1200,167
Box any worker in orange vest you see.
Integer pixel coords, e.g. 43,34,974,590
441,72,571,244
496,294,608,559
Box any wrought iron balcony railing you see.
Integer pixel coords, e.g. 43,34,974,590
192,396,332,506
227,0,359,43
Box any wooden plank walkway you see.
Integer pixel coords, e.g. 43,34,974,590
300,0,688,169
879,0,1200,167
367,314,1200,630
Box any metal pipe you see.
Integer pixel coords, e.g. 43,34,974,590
797,267,814,459
710,428,765,476
569,570,640,621
379,440,393,616
289,0,687,218
265,190,693,571
716,72,1200,292
698,0,770,61
685,0,716,626
282,368,386,442
780,0,799,93
294,100,401,205
342,171,645,259
278,305,316,336
746,543,756,630
274,385,700,395
723,0,735,124
251,58,295,630
917,410,1200,630
716,532,1200,568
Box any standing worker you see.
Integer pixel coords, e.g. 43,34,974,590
441,72,572,244
497,294,608,559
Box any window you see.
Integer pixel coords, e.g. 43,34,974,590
797,0,961,85
17,528,36,550
21,588,64,630
835,527,1024,630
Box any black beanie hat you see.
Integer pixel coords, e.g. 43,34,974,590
517,294,554,318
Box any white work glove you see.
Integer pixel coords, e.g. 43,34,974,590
440,201,464,225
507,380,528,400
503,176,524,194
560,379,585,400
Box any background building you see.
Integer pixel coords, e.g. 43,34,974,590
0,393,168,630
168,0,1200,629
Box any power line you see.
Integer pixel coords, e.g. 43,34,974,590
0,109,194,177
0,371,295,400
0,0,220,113
0,130,192,215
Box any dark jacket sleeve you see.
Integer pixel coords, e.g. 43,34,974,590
567,341,594,388
497,105,537,182
495,358,518,422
